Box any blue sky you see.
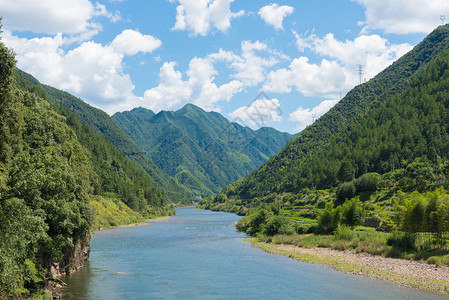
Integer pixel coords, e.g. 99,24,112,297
1,0,448,133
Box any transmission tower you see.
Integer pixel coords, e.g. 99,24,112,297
358,65,363,85
441,15,446,24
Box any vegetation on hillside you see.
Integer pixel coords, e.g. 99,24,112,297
13,74,195,204
205,24,449,202
200,25,449,266
112,104,294,196
0,23,174,298
0,27,93,297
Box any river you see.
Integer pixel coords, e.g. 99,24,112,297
62,208,445,299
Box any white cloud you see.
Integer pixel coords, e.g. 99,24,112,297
0,0,119,34
264,57,346,97
170,0,244,36
355,0,449,34
264,32,412,98
143,62,193,112
142,40,283,112
142,57,243,112
111,29,161,55
229,97,282,127
229,41,280,86
289,99,339,131
258,3,294,30
3,29,161,114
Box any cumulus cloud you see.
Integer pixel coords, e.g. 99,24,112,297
111,29,162,55
0,0,120,34
263,32,412,98
142,40,283,112
355,0,449,34
221,41,279,86
289,99,339,131
143,57,243,112
229,97,282,127
170,0,244,36
143,62,193,112
258,3,294,30
3,29,161,114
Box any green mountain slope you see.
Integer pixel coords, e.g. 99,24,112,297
206,24,449,207
15,70,170,214
0,27,177,297
0,37,94,297
15,70,194,203
112,104,294,195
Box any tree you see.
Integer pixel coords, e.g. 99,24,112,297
318,202,341,233
338,161,355,182
341,197,363,228
336,181,356,204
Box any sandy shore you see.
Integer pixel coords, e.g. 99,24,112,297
250,240,449,294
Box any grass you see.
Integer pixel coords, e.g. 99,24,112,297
258,227,449,266
90,195,148,230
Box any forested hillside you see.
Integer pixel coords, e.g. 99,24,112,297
204,24,449,208
0,25,173,298
0,31,94,297
15,71,194,203
112,104,294,196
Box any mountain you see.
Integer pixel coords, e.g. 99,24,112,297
112,104,295,196
14,70,194,203
0,38,95,297
204,24,449,210
0,30,178,296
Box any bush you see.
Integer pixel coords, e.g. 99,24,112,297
294,223,316,234
341,197,364,228
265,216,294,236
426,256,442,267
354,173,380,193
333,225,355,240
317,202,341,233
336,182,356,204
386,231,415,251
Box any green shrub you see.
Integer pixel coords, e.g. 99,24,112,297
387,231,415,251
265,216,294,236
426,256,442,267
354,173,380,193
336,182,356,204
333,225,355,240
341,197,364,228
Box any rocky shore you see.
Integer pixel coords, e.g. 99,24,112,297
250,240,449,294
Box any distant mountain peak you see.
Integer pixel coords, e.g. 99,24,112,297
112,104,295,196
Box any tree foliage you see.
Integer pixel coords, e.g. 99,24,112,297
0,35,95,296
207,24,449,212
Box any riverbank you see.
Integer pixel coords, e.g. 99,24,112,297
97,216,173,231
249,238,449,294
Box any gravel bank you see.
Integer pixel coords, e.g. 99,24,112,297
251,241,449,294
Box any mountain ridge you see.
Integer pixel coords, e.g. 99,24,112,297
203,24,449,209
112,104,295,196
13,71,196,203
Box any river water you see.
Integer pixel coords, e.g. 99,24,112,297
62,208,445,299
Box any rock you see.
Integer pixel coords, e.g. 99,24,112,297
45,234,91,298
